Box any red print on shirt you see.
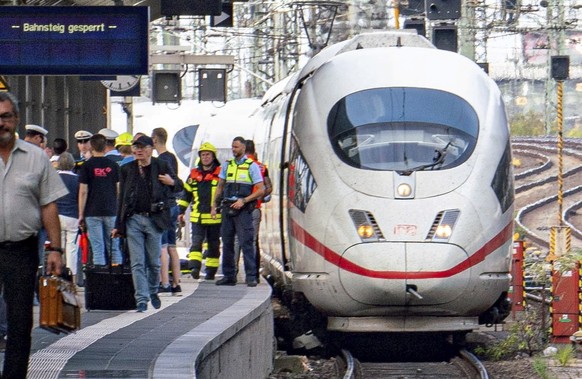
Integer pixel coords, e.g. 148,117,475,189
94,167,112,177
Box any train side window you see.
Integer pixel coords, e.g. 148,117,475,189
328,88,479,172
491,140,514,213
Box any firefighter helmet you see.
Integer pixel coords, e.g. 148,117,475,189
115,132,133,148
198,142,218,157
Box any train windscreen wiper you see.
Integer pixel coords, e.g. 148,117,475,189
397,142,451,176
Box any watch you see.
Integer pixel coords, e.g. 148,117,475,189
45,246,64,255
101,75,141,92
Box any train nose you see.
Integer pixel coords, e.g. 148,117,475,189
338,242,471,306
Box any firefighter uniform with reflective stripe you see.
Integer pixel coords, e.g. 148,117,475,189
178,162,221,280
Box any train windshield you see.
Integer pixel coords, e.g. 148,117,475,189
328,88,478,172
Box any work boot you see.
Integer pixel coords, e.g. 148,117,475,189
205,267,218,281
190,260,202,280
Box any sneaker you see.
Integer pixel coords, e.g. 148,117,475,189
247,280,258,287
191,268,200,280
158,284,172,293
171,285,182,295
215,277,237,286
136,303,147,312
151,294,161,309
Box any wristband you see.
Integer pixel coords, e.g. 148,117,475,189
45,246,64,255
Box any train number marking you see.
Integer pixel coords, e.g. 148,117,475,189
394,224,417,236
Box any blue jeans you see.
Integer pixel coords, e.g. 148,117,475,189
221,208,256,282
86,216,122,265
126,214,162,306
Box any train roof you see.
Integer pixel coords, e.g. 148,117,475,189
261,31,435,104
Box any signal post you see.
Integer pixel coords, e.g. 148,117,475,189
510,240,526,319
548,55,579,343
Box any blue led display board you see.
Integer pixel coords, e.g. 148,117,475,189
0,6,149,75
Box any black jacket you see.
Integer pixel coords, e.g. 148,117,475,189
115,157,183,235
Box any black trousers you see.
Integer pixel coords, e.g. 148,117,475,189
0,236,39,379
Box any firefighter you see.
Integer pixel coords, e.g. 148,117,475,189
178,142,222,280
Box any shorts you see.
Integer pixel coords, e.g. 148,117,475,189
161,204,179,247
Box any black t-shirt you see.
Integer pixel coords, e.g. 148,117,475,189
158,151,180,202
134,164,153,213
78,156,119,217
158,151,178,176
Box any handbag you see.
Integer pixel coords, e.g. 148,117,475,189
39,275,81,334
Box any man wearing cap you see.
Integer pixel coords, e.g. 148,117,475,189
98,128,122,163
112,136,183,312
24,124,48,149
74,130,93,173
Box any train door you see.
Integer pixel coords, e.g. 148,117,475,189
278,91,301,275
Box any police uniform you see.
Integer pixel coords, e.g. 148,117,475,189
99,128,123,163
73,130,93,173
24,124,48,137
178,142,222,280
217,154,263,285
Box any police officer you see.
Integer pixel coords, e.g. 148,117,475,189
23,124,48,148
99,128,122,163
73,130,93,173
178,142,222,281
211,137,264,287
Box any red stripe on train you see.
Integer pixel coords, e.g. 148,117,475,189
290,219,513,279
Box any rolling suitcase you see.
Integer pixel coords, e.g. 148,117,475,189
84,238,136,311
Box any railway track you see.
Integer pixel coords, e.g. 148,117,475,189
513,137,582,250
337,348,487,379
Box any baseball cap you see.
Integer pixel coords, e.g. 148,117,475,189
25,124,48,136
98,128,119,140
132,135,153,147
74,130,93,140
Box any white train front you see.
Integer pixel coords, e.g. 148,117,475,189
254,32,514,334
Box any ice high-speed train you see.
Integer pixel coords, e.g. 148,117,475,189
252,31,514,334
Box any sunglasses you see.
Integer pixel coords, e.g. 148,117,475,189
77,139,90,144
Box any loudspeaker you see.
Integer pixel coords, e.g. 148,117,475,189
152,71,181,104
432,26,457,52
426,0,462,20
199,69,226,102
551,56,570,80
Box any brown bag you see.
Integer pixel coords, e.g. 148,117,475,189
39,276,81,334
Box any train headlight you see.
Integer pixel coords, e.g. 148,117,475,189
357,225,375,239
426,210,460,242
349,209,385,242
435,224,453,239
397,183,412,197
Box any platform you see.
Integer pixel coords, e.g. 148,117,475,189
1,275,273,379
